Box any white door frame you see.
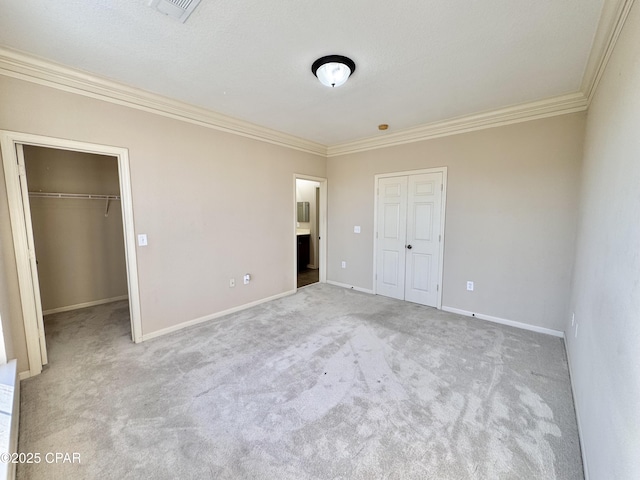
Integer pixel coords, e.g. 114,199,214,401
373,167,448,309
293,174,327,289
0,131,143,377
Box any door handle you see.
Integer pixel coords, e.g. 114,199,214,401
406,244,412,249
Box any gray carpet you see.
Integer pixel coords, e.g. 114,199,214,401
18,284,583,479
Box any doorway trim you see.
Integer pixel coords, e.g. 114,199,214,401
372,167,448,309
293,174,327,289
0,131,143,377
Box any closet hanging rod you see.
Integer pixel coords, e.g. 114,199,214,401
28,192,121,200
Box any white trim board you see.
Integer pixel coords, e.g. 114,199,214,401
0,0,633,163
0,48,325,157
327,93,588,157
326,281,374,295
442,306,564,338
0,48,587,157
564,337,591,480
581,0,636,104
325,282,564,337
1,0,635,163
0,131,143,378
141,289,297,342
42,295,129,316
18,371,34,381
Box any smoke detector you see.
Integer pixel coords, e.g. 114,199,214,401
148,0,202,23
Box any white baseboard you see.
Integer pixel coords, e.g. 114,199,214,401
564,338,590,479
326,280,374,295
42,295,129,315
17,371,33,381
141,290,297,342
441,306,564,338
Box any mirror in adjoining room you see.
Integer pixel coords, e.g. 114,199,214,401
297,202,309,222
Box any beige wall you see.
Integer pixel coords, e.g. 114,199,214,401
567,3,640,478
24,147,128,311
0,75,325,373
327,113,585,331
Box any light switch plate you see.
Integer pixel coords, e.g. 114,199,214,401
354,226,361,233
137,234,148,246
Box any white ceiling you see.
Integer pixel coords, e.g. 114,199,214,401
0,0,606,146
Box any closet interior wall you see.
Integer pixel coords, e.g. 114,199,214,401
23,146,128,313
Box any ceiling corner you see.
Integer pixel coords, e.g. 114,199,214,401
581,0,636,103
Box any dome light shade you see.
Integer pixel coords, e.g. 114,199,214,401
312,55,356,88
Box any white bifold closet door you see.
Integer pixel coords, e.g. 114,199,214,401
376,172,443,307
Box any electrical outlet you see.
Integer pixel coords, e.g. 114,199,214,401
466,281,474,291
229,278,235,288
341,261,346,269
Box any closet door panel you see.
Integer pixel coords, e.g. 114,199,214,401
376,176,408,300
404,172,442,307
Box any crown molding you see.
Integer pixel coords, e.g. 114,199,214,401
0,48,327,157
581,0,636,104
327,92,588,157
0,0,633,160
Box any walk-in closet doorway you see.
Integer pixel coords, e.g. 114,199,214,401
0,131,142,378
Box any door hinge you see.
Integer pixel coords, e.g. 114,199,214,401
18,164,26,176
439,234,441,242
376,231,378,239
377,188,379,195
437,284,439,291
441,184,443,191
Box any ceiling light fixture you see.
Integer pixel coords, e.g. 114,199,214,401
311,55,356,88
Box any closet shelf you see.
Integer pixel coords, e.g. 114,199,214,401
28,192,120,200
28,192,121,217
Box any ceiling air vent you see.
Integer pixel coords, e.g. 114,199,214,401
148,0,202,23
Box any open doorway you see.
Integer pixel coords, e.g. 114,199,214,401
0,131,142,378
294,175,327,289
23,146,129,344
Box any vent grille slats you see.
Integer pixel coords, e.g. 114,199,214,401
166,0,193,9
148,0,202,23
